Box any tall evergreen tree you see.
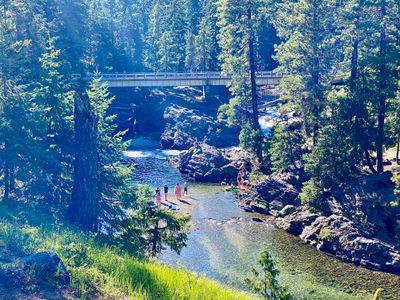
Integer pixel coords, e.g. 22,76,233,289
216,0,268,163
274,0,340,145
195,0,220,71
32,38,74,203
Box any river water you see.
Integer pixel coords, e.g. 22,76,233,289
126,137,399,300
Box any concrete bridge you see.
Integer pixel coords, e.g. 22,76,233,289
79,71,282,88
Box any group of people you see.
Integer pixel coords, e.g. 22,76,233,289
154,182,189,206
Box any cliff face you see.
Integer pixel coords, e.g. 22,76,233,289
237,171,400,274
160,105,239,150
108,86,233,143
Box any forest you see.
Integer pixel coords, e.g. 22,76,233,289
0,0,399,299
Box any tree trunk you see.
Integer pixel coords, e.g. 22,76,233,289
396,134,400,165
9,159,14,192
376,0,387,173
364,148,377,173
311,3,320,146
3,153,9,202
350,39,359,89
151,224,159,256
67,92,99,231
2,78,10,202
247,7,263,164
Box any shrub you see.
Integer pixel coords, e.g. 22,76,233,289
319,227,332,240
300,179,324,209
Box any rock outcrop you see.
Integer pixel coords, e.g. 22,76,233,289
22,252,70,285
276,206,319,235
237,172,302,214
237,170,400,274
0,250,71,298
174,144,251,183
299,215,400,273
161,105,240,150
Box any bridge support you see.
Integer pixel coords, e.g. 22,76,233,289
202,85,212,102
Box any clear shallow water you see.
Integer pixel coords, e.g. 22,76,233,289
127,139,400,300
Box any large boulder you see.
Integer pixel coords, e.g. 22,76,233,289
176,144,251,183
236,172,302,214
161,105,240,150
300,215,400,274
22,252,69,285
276,206,319,235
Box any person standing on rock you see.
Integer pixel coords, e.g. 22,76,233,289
164,184,169,201
184,181,189,196
175,183,182,201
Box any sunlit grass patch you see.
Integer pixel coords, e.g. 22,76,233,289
0,205,253,299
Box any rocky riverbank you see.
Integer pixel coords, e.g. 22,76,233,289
237,171,400,274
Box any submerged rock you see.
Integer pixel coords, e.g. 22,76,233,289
161,105,240,150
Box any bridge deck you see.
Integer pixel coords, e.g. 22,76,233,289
79,71,282,88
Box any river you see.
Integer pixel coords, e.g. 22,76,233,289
126,136,399,300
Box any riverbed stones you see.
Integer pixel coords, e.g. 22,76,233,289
161,105,240,150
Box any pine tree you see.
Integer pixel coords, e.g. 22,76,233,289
0,0,36,202
158,0,187,71
216,0,268,164
273,0,340,145
341,0,399,173
68,77,135,231
195,0,220,71
32,38,74,203
245,245,292,300
119,186,190,257
270,126,304,173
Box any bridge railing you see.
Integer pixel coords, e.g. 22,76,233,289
78,71,281,81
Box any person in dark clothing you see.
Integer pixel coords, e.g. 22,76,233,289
164,184,169,201
184,181,189,196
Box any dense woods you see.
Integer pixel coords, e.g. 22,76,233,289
1,0,399,243
0,0,399,299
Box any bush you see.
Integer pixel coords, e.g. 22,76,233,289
319,227,332,240
303,126,360,189
270,126,304,173
239,122,262,152
300,179,324,209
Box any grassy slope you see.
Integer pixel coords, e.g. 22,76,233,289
0,203,253,300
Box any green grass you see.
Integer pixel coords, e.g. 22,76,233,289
0,204,253,300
